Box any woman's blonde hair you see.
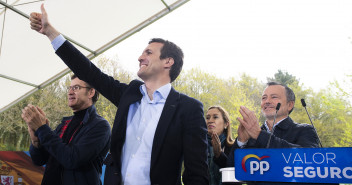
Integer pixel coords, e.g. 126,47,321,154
207,106,234,146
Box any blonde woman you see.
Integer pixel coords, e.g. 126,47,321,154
206,106,234,185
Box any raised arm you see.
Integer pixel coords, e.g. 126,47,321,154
30,4,59,41
29,4,129,105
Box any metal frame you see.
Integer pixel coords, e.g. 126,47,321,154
0,0,189,113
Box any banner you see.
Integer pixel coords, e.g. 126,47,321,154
0,151,44,185
235,147,352,184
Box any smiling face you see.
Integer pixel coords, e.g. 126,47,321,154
206,108,229,135
261,85,294,121
137,42,171,82
67,78,94,112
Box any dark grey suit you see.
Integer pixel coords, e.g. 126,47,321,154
227,117,337,185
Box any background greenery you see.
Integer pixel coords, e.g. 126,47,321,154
1,56,351,150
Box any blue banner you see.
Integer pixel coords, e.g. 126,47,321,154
235,147,352,184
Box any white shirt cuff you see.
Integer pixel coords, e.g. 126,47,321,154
51,34,66,51
237,139,248,148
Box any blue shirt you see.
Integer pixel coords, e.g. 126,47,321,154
121,83,171,185
52,34,65,51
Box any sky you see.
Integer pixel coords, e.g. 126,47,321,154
104,0,352,91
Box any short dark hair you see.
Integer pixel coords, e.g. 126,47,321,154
149,38,184,82
267,82,295,114
71,74,99,104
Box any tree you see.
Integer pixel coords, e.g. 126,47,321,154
308,86,352,147
173,68,262,139
0,80,69,150
268,70,352,147
93,56,135,125
267,69,299,85
1,63,351,150
0,56,134,150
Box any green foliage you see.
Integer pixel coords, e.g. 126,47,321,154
0,56,134,150
308,89,352,147
225,75,263,137
93,56,135,125
174,68,352,147
173,69,262,139
0,80,70,151
1,63,351,150
267,69,299,85
269,70,352,147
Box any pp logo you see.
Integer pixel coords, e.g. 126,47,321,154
242,154,270,175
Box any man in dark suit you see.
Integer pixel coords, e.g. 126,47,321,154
228,82,323,185
29,4,209,185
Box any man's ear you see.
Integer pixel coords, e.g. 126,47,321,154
164,58,174,69
288,101,294,112
88,88,95,99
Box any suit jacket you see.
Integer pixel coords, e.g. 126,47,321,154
56,41,209,185
29,105,111,185
227,117,329,185
247,117,320,149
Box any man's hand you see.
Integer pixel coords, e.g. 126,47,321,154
29,4,60,41
237,121,250,142
27,125,40,148
21,104,47,131
210,132,222,158
237,106,261,140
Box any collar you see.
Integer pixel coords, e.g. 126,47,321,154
264,116,288,132
82,105,95,124
63,105,96,125
139,83,171,104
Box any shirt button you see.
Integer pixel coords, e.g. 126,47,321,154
132,154,135,158
137,137,140,141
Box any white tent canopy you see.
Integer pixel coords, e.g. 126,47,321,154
0,0,188,113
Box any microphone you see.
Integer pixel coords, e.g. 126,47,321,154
301,99,323,147
266,103,281,148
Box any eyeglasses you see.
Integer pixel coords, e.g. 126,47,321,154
67,85,90,92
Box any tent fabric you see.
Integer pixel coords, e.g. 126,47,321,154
0,0,188,113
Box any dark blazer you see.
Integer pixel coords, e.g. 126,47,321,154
56,41,209,185
30,105,111,185
227,117,333,185
213,143,233,168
